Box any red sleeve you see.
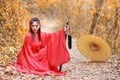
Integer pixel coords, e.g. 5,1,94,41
47,29,70,66
16,33,35,66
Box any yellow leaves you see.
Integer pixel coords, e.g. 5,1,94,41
57,0,62,4
0,46,17,65
118,20,120,27
69,6,73,11
13,3,18,10
37,0,49,12
19,10,23,15
0,0,119,66
0,33,2,38
37,0,61,12
17,26,23,36
108,1,114,6
13,0,19,9
3,55,10,66
90,8,96,15
0,55,3,63
108,0,120,8
18,29,22,36
117,49,120,58
1,13,8,20
89,0,95,6
107,5,112,10
10,46,15,54
10,46,17,59
4,23,12,28
74,6,79,16
0,6,3,12
105,13,112,20
0,0,29,66
48,0,55,5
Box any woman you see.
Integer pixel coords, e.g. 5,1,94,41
11,17,70,76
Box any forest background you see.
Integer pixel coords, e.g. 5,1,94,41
0,0,120,65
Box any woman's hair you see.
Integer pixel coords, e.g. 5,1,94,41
29,17,41,41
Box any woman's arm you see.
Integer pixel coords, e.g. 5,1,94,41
46,28,70,66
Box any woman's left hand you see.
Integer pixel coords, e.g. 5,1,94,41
64,24,70,32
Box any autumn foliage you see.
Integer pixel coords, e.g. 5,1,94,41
0,0,120,65
0,0,29,65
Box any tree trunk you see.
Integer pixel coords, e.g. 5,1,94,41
113,8,120,54
89,0,104,34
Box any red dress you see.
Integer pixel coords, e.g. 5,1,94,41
11,29,70,76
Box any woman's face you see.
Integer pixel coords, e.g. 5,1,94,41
31,21,40,34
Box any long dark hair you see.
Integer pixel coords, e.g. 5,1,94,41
29,17,41,41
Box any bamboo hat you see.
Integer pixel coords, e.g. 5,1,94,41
77,35,111,61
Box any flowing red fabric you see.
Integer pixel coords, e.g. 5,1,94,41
10,29,70,76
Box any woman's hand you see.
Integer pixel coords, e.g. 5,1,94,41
64,24,70,32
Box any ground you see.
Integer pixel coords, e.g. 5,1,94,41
0,39,120,80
